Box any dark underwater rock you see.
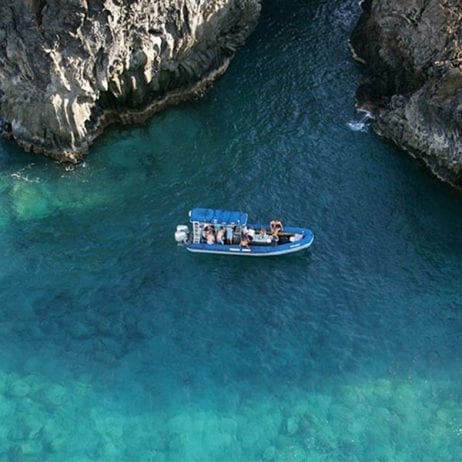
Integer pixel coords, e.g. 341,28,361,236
351,0,462,188
0,0,261,161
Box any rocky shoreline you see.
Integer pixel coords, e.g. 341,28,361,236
351,0,462,189
0,0,261,162
2,0,461,190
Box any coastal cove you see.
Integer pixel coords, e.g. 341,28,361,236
0,1,461,461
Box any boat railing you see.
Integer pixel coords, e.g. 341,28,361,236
192,221,201,243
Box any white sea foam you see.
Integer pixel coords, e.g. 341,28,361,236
10,164,40,183
347,121,368,132
347,109,373,132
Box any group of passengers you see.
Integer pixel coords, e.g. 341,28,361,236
203,219,283,247
203,224,233,245
241,219,283,248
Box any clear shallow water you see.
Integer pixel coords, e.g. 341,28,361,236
0,1,461,461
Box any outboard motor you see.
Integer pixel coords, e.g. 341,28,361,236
174,225,189,244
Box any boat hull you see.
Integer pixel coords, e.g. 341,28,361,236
185,226,314,257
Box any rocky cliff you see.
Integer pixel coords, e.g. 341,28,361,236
351,0,462,188
0,0,260,161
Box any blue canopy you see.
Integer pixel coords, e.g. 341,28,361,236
189,208,248,226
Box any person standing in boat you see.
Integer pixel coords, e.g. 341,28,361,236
270,219,283,235
226,226,234,245
270,219,283,246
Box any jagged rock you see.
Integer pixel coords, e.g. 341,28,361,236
351,0,462,188
0,0,261,161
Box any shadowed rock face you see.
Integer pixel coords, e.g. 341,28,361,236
351,0,462,189
0,0,261,161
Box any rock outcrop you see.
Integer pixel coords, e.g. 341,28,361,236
351,0,462,188
0,0,260,161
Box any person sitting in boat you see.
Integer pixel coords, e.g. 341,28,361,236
202,224,216,244
240,226,251,248
216,227,225,245
206,231,216,245
202,224,213,239
270,219,283,236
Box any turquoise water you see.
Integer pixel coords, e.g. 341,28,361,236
0,1,461,461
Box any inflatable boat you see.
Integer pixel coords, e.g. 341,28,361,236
175,208,314,257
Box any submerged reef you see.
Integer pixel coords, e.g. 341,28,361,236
0,0,260,161
351,0,462,189
0,368,460,461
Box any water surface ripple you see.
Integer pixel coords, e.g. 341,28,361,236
0,1,461,461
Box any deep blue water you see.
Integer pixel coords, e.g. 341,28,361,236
0,1,461,461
